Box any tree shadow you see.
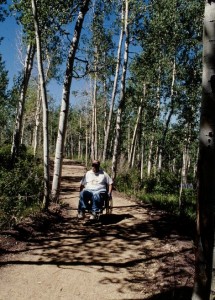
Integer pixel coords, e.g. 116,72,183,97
1,202,195,299
145,286,192,300
83,213,134,226
0,159,195,298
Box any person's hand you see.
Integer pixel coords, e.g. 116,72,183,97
108,193,112,199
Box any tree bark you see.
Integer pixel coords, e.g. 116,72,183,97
78,115,82,159
157,57,176,173
112,0,129,181
128,84,146,168
140,142,145,181
179,124,191,211
33,55,51,157
11,42,35,162
31,0,50,209
85,127,88,166
91,57,98,160
147,66,161,177
33,82,42,157
102,5,124,162
51,0,90,201
192,2,215,299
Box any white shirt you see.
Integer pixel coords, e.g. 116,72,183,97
80,169,113,192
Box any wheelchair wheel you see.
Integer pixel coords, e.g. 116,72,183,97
105,196,113,214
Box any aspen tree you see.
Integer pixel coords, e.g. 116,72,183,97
31,0,50,208
11,42,35,162
102,4,124,162
192,1,215,299
128,85,146,168
52,0,90,201
112,0,129,181
157,57,176,173
179,124,191,212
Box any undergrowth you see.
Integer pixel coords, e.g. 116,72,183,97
115,168,196,224
0,145,44,229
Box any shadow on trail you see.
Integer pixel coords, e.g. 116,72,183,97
144,286,192,300
61,175,81,182
0,160,194,299
86,213,134,225
1,202,194,300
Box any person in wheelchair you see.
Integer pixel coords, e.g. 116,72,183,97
77,160,113,220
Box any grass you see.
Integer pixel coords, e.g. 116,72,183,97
135,190,196,223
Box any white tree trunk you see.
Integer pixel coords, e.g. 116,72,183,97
147,67,161,177
11,42,35,162
147,139,153,177
85,128,88,166
33,83,42,156
140,142,144,181
192,2,215,299
33,54,51,157
102,6,124,162
179,124,191,210
91,83,95,160
78,115,82,159
52,0,90,201
31,0,50,208
127,122,131,161
94,69,98,159
129,84,146,168
158,57,176,173
179,143,189,208
131,137,137,168
112,0,129,181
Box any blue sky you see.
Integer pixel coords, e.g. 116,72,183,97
1,13,20,85
0,12,88,107
0,4,139,109
1,14,62,104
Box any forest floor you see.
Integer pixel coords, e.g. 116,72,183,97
0,159,195,300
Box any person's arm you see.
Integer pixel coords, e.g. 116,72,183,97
80,184,84,192
104,171,113,197
108,183,113,198
80,173,86,192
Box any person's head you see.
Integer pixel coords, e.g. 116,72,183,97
92,160,100,173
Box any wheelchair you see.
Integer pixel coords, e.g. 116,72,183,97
79,191,113,221
99,191,113,215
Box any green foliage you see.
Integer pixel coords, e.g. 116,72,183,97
115,168,196,222
138,192,179,214
138,189,196,222
0,145,43,228
0,53,9,127
0,0,8,22
115,170,180,196
0,0,203,229
145,171,180,194
0,144,12,169
115,168,143,194
100,160,112,176
180,188,196,219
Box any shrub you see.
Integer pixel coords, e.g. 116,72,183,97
144,171,180,194
0,144,12,169
0,145,44,228
115,167,196,223
180,188,196,219
115,168,143,194
138,192,178,212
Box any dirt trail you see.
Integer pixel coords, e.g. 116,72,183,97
0,160,194,300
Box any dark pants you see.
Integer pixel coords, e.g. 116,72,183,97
78,190,105,213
